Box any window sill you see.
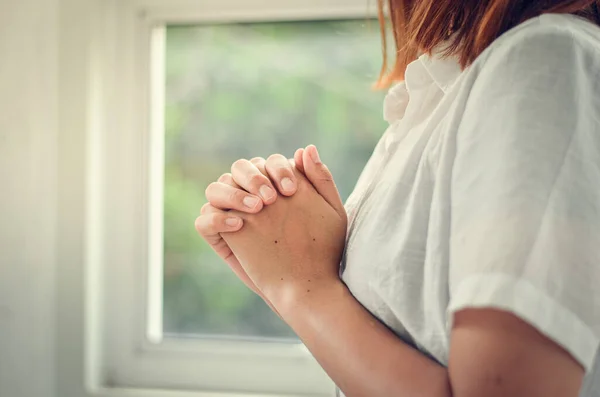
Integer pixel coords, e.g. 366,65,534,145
94,387,325,397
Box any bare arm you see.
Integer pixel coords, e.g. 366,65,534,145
277,279,585,397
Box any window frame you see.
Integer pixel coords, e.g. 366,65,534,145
61,0,379,396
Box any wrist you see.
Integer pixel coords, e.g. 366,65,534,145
270,277,349,322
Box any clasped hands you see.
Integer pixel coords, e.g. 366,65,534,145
195,145,348,317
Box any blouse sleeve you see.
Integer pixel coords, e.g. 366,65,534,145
448,21,600,371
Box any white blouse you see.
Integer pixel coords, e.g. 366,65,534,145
341,13,600,396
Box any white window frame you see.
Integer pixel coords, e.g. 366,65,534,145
57,1,378,396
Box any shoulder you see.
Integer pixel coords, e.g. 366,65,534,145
452,15,600,179
470,13,600,75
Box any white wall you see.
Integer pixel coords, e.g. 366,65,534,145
0,0,58,396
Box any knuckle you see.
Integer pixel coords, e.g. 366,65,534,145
250,157,265,165
266,155,290,176
318,172,333,182
267,153,285,163
248,173,267,188
231,158,248,172
194,216,204,232
218,173,233,183
229,189,244,204
208,214,223,230
196,215,215,235
200,203,212,214
204,182,218,197
319,164,332,175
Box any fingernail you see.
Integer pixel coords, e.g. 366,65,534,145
243,196,260,209
259,185,275,201
309,146,322,164
225,217,242,227
281,177,295,192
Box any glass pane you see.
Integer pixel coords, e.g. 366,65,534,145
163,20,387,339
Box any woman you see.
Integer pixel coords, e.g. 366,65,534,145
195,1,600,396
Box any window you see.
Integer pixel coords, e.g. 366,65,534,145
160,20,386,340
76,1,385,396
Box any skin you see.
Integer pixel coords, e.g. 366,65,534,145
195,145,585,397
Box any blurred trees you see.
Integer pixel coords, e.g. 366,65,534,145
163,20,387,338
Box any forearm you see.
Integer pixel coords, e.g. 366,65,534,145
275,280,452,397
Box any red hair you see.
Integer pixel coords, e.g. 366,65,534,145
377,0,600,87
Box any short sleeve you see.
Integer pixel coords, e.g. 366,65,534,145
448,21,600,371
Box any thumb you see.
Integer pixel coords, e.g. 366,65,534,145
302,145,345,215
